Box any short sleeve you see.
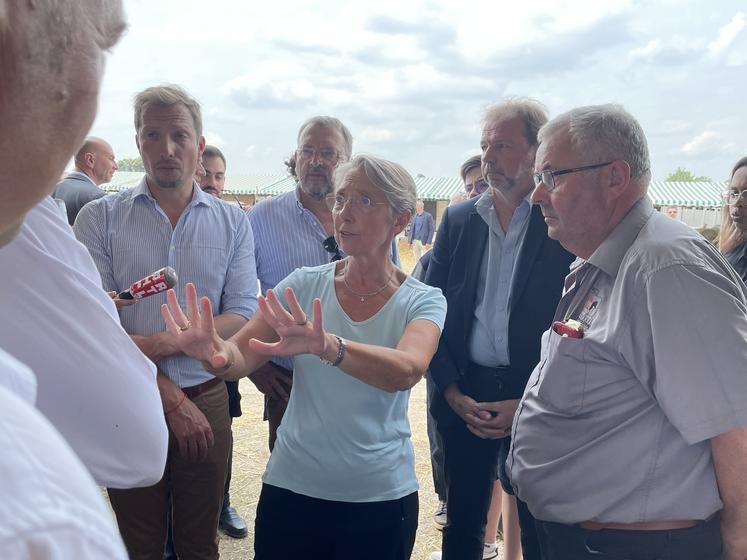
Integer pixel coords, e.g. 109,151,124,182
644,263,747,443
267,268,308,311
406,283,447,332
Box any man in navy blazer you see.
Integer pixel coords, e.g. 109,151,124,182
426,99,573,560
53,137,118,225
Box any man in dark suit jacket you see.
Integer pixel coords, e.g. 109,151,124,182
53,137,118,225
426,99,573,560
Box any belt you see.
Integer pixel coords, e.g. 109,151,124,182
467,362,510,376
182,377,223,399
271,362,293,377
579,519,699,531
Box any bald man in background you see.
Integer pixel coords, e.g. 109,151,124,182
54,137,119,225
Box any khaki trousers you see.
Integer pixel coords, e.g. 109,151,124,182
108,382,230,560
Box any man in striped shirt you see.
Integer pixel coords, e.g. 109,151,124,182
248,116,400,451
75,85,257,560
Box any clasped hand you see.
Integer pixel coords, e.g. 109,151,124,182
161,283,327,376
444,385,519,440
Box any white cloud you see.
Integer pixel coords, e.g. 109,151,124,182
92,0,747,181
629,39,660,61
204,132,224,147
707,11,746,56
359,127,394,143
681,131,734,157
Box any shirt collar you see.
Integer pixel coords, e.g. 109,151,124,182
293,186,306,214
133,177,211,208
475,189,532,218
67,170,97,187
587,196,654,278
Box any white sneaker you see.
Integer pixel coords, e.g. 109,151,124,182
428,543,498,560
433,500,447,529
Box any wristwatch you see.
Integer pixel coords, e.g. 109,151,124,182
320,335,346,366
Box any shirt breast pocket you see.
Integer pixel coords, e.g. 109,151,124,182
179,245,230,289
536,330,588,415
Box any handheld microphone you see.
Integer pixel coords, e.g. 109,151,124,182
118,267,178,300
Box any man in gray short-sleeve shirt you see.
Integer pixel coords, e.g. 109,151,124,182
508,104,747,560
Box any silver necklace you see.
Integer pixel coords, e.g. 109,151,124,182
343,262,395,302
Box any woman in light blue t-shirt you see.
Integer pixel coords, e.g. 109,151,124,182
164,154,447,560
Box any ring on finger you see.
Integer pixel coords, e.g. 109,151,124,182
179,320,192,332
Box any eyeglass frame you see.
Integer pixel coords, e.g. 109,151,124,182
533,161,614,192
324,193,391,214
723,189,747,205
296,147,340,164
465,179,489,195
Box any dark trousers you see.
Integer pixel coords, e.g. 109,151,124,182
536,516,722,560
426,372,447,501
254,484,419,560
109,382,230,560
435,365,541,560
440,419,503,560
224,379,241,505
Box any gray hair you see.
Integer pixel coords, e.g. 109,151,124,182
540,104,651,183
297,116,353,160
133,84,203,140
334,154,416,217
284,116,353,178
460,155,482,182
483,97,549,146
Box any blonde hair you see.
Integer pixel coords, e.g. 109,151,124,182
133,85,202,139
483,97,549,146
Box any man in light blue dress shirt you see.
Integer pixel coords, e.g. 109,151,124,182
75,85,257,560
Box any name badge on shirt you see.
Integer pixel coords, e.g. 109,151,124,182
577,288,602,329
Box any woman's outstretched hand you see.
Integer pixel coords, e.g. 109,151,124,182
161,283,233,372
248,288,326,358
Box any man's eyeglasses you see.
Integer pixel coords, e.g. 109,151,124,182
324,193,390,214
723,189,747,205
322,236,343,262
533,161,613,192
297,147,339,164
465,179,489,196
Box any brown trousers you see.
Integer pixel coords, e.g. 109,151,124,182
108,382,231,560
266,365,293,451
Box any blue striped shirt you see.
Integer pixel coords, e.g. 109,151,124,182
74,178,258,388
247,188,400,370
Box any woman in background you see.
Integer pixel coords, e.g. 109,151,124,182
719,156,747,282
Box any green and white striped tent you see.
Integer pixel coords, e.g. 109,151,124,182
100,172,727,208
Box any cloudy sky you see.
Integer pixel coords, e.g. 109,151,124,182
91,0,747,181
